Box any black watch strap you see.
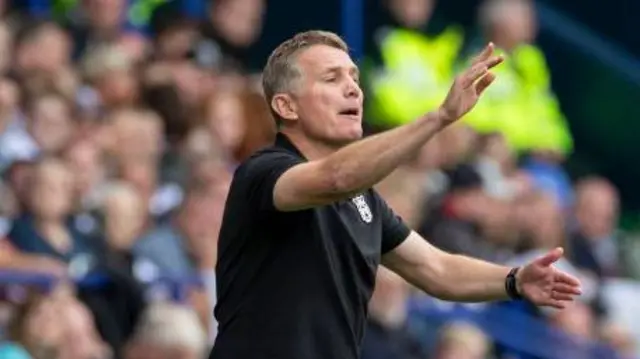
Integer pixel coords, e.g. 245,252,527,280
505,267,523,300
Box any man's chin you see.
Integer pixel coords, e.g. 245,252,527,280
330,133,362,148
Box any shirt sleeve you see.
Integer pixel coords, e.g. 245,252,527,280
375,191,411,254
240,150,303,212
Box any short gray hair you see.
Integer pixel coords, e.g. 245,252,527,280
262,30,349,125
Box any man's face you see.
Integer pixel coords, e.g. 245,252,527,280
289,45,364,146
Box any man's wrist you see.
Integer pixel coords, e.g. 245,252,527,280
422,108,448,131
505,267,523,300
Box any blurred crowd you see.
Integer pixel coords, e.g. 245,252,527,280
0,0,635,359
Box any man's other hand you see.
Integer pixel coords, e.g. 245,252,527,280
516,247,583,309
439,42,503,125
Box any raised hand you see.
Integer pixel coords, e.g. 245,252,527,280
439,42,503,125
516,247,583,309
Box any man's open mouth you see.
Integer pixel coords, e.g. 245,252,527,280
339,108,360,116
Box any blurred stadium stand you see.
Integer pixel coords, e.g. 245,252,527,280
1,1,640,359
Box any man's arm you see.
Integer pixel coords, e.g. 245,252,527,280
382,231,582,308
274,111,444,211
382,231,511,302
274,46,503,212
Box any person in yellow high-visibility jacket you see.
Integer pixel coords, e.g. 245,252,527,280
462,0,573,156
362,0,464,131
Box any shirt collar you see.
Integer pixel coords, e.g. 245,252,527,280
274,132,307,160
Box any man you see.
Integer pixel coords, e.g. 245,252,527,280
210,30,581,359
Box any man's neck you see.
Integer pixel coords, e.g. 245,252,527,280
280,129,341,160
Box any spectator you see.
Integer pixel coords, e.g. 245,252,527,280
202,88,247,159
421,163,515,262
7,157,94,262
63,137,109,212
569,177,626,278
567,177,626,321
13,20,77,100
432,321,490,359
135,178,224,272
81,44,139,111
102,182,147,273
363,0,464,130
24,91,76,157
105,108,183,221
474,132,532,200
142,81,194,147
6,158,146,358
133,175,226,337
549,301,595,341
464,0,573,157
598,321,637,359
149,1,199,64
181,126,229,189
8,287,111,359
63,0,135,59
508,192,598,301
196,0,266,73
124,302,208,359
14,20,72,78
362,268,428,359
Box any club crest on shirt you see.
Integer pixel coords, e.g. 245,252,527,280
351,194,373,223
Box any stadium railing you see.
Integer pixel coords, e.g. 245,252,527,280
0,269,202,303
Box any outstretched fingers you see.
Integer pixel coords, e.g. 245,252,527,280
460,56,503,90
475,72,496,95
555,271,581,288
460,63,489,89
535,247,564,267
484,55,504,70
553,282,582,296
543,298,568,310
470,42,495,66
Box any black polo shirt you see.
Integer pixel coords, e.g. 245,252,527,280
210,133,411,359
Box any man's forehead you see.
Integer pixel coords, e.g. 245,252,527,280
297,45,357,73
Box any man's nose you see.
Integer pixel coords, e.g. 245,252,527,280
344,80,361,98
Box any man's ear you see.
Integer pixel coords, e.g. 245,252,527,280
271,93,299,121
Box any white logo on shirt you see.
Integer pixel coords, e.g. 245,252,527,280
351,194,373,223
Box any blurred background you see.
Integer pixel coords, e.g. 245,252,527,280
0,0,639,358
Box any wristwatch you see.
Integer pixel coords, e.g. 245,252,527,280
505,267,523,300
